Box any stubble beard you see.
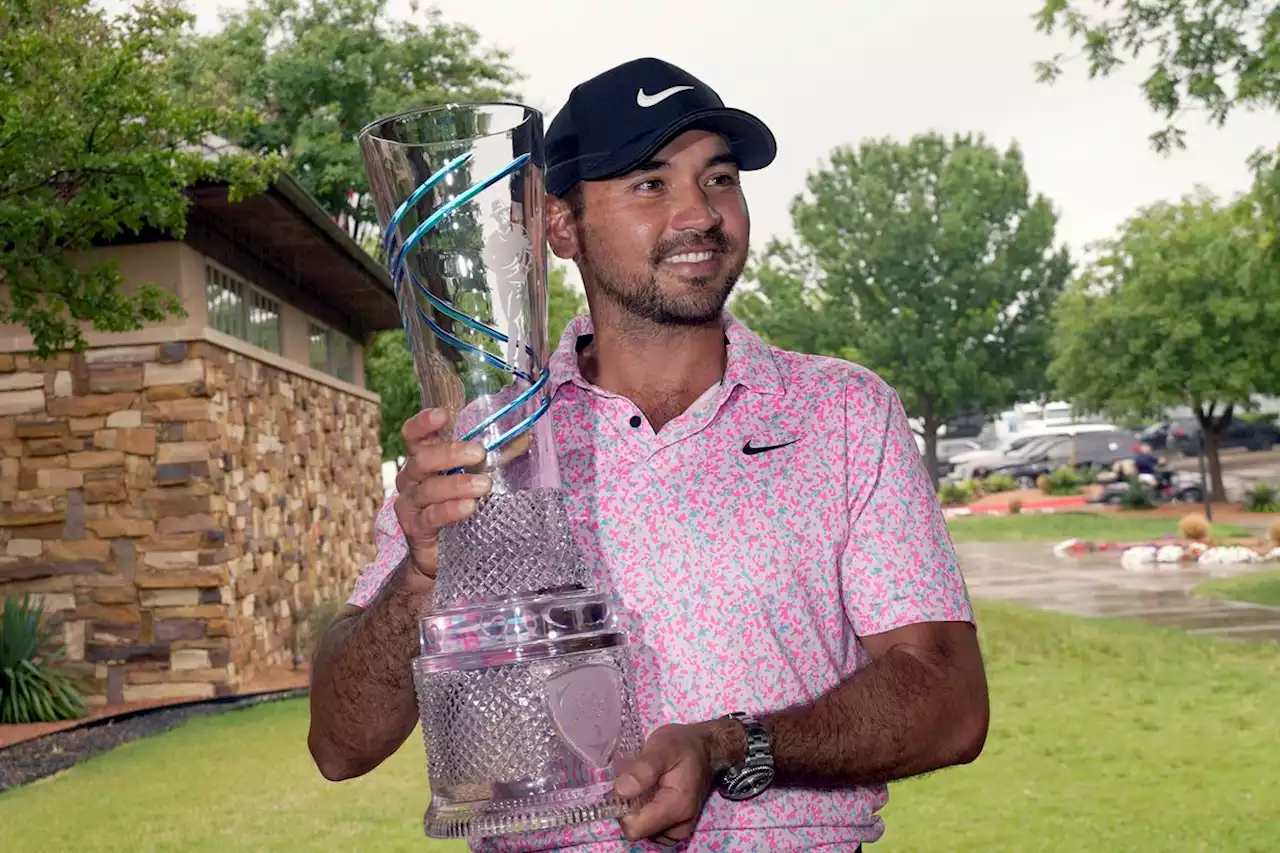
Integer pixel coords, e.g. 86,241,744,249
576,224,746,327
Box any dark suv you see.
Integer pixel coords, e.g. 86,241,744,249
1168,418,1278,456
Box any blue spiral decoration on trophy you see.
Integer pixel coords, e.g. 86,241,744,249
382,151,549,454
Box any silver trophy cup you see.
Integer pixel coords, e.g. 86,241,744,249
358,104,645,839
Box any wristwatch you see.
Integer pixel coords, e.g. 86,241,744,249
716,712,775,801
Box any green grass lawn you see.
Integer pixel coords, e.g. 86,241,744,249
1195,569,1280,608
1,603,1277,852
947,512,1252,544
0,698,462,853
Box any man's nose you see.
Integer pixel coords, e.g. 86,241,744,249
669,183,722,233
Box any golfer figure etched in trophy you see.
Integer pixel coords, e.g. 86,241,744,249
483,200,533,375
358,104,646,839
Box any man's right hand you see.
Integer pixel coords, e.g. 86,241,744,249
394,409,493,578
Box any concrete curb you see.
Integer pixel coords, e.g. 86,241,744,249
0,686,309,757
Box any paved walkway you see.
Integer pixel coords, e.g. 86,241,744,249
958,542,1280,643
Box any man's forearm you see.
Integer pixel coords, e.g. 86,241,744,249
710,634,988,790
307,559,432,781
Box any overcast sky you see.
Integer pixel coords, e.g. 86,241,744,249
106,0,1280,256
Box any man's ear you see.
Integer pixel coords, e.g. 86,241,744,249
546,195,580,260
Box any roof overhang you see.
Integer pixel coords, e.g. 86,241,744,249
180,175,401,340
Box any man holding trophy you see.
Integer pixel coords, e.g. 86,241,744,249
309,57,989,852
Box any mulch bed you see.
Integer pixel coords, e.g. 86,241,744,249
0,687,308,794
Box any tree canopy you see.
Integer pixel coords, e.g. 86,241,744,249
1034,0,1280,153
735,133,1072,484
0,0,278,357
173,0,519,241
1048,188,1280,499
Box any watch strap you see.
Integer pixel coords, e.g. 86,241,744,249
717,711,775,801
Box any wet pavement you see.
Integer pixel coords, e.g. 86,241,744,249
958,542,1280,643
1168,447,1280,494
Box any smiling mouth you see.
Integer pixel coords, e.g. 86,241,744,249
663,250,717,264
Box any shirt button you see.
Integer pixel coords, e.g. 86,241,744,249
629,415,642,428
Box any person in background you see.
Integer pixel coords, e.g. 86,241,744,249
1133,442,1161,482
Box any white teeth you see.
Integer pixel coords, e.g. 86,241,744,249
666,251,714,264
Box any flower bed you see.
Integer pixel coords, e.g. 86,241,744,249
1053,536,1280,571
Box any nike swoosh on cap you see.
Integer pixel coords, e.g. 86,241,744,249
636,85,694,108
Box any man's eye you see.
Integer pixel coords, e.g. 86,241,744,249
635,179,663,192
707,173,739,187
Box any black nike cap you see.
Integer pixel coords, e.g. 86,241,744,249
544,57,777,198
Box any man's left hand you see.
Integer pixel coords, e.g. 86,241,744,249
614,722,732,846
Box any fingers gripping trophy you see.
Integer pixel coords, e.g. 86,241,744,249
358,105,646,839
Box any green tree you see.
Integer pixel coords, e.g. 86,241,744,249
547,264,587,354
0,0,278,357
365,325,417,462
736,134,1071,486
1033,0,1280,153
173,0,519,239
734,241,848,358
1049,189,1280,501
368,264,584,461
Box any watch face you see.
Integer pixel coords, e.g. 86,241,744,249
723,765,775,801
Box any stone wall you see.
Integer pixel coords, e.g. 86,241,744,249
0,341,381,706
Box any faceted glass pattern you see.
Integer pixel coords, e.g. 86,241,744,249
434,488,592,609
415,645,645,838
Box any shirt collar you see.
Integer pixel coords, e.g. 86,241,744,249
548,311,786,397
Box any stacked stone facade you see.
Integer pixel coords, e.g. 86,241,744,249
0,341,381,705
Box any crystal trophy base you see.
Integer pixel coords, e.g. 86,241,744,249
414,586,647,839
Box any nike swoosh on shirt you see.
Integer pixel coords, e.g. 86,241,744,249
742,438,801,456
636,85,694,108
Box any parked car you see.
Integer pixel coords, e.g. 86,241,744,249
932,437,985,479
1168,418,1278,456
993,430,1139,488
941,408,986,439
1137,421,1173,451
946,423,1120,482
1090,470,1205,506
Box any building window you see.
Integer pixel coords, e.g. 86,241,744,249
248,290,281,354
205,266,244,339
205,264,281,354
307,321,358,384
334,337,355,384
308,323,330,373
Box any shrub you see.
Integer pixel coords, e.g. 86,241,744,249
291,596,345,663
1179,513,1211,541
1077,465,1102,485
1120,476,1155,510
1269,519,1280,547
1008,497,1024,515
0,595,87,724
1043,467,1083,496
1243,482,1280,513
982,472,1018,493
939,481,975,506
1035,474,1051,492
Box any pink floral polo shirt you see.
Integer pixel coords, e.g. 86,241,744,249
347,313,974,852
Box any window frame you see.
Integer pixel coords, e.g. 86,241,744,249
204,261,283,356
306,319,359,384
